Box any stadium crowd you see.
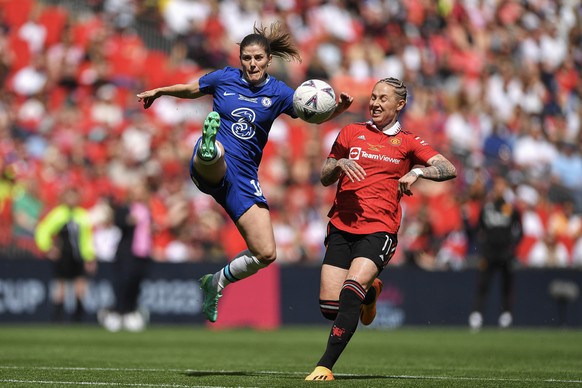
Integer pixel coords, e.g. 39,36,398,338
0,0,581,269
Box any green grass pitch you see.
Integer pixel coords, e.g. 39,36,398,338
1,325,581,387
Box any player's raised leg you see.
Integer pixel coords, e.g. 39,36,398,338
193,112,226,186
199,111,220,160
199,273,222,323
198,204,276,322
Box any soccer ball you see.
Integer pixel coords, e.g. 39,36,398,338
293,79,337,124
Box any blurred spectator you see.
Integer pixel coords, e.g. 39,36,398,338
11,53,48,96
90,83,123,128
191,207,226,262
434,228,468,271
90,198,120,263
46,26,84,94
104,0,136,30
148,170,191,261
16,95,48,136
549,141,582,212
99,181,151,332
528,233,570,268
0,163,15,250
0,25,14,87
11,173,42,256
547,200,581,255
161,0,212,38
272,209,303,264
17,4,46,55
469,176,522,330
460,177,487,262
482,122,513,169
443,93,484,165
120,113,154,163
486,61,523,122
512,117,557,181
400,204,438,270
514,183,545,264
34,186,96,322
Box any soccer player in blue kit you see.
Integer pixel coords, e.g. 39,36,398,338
137,22,353,322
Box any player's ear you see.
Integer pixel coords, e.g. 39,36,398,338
396,99,406,112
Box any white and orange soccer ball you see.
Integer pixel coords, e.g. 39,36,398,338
293,79,337,124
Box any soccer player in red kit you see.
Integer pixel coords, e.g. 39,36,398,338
306,77,457,381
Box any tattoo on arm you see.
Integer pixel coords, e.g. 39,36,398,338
321,158,342,186
419,155,457,182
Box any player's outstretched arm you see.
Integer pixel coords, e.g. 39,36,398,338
324,92,354,122
137,81,203,109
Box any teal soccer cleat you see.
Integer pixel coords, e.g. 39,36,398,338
198,111,220,160
199,274,222,322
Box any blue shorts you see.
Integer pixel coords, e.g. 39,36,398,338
189,140,268,221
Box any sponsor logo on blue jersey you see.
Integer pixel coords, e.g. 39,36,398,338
231,108,256,139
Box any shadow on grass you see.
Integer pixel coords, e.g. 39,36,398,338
184,370,392,380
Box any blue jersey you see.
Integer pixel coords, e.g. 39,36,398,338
191,67,297,221
199,66,296,167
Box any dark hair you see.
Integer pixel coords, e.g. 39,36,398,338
377,77,408,103
239,22,302,63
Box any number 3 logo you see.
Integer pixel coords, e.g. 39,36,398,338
231,108,256,140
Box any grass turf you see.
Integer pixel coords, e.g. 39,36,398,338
0,325,581,387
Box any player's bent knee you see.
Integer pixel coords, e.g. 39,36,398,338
257,255,276,266
255,247,277,265
319,299,339,320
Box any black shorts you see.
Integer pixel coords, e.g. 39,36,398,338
323,223,398,272
54,256,85,280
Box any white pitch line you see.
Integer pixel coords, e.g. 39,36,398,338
2,366,582,385
0,366,184,373
0,380,241,388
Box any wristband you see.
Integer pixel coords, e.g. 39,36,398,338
411,168,424,177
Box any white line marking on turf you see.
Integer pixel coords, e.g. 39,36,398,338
0,366,184,372
2,366,581,385
0,381,230,388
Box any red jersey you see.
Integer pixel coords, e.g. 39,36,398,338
327,122,438,235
